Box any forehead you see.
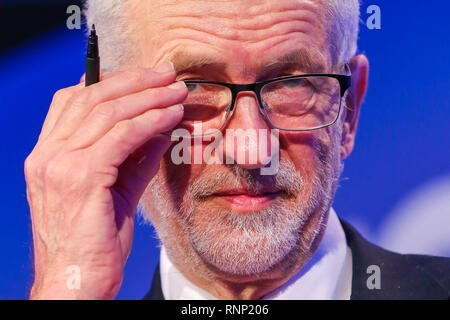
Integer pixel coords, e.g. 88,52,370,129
135,0,332,79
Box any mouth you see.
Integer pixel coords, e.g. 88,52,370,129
209,189,283,213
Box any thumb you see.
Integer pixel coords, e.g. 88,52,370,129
113,134,172,210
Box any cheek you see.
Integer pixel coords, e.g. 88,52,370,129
160,146,207,203
281,131,332,183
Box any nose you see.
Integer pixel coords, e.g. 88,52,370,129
222,91,275,170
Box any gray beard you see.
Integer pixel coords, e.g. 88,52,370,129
141,152,340,276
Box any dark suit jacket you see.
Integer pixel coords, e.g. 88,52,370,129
143,219,450,300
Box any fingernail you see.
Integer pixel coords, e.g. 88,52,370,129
167,104,184,112
168,81,187,90
154,61,175,73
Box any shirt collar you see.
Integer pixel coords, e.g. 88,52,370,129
160,208,352,300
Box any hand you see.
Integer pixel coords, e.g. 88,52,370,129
25,62,187,299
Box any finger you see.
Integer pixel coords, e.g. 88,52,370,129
120,134,171,190
42,63,174,141
40,68,131,142
81,70,125,85
81,70,123,85
50,63,176,140
38,84,84,143
110,134,171,256
92,105,184,169
53,71,130,135
113,135,171,227
67,81,188,149
39,67,128,141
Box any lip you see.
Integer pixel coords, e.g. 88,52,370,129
211,190,282,213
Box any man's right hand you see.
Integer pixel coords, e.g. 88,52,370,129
24,62,187,299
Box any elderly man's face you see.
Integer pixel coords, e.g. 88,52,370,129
139,0,347,280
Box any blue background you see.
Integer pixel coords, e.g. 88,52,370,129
1,1,449,299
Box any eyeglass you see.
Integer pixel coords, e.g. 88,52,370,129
168,64,352,138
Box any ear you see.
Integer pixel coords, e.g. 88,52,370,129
340,54,369,160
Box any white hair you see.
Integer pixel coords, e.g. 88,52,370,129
84,0,360,71
325,0,361,66
83,1,137,71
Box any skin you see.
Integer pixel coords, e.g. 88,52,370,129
26,0,368,300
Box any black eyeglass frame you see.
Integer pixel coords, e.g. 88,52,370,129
177,64,352,136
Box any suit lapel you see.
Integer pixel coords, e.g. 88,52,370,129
340,218,448,300
143,263,165,300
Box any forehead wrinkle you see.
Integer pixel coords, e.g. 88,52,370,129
158,5,322,34
147,0,328,43
153,19,328,73
169,44,327,80
157,22,321,53
154,0,324,22
143,0,332,76
235,1,326,35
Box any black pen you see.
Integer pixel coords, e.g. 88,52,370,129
85,24,100,86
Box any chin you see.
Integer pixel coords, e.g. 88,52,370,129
182,197,312,277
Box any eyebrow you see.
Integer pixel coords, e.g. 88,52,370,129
169,47,326,79
169,51,226,74
261,48,327,75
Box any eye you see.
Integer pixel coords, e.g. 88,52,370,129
186,83,199,93
270,77,312,91
282,78,310,88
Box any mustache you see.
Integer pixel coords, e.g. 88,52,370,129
187,159,304,200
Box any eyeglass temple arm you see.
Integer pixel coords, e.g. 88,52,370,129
339,63,352,96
